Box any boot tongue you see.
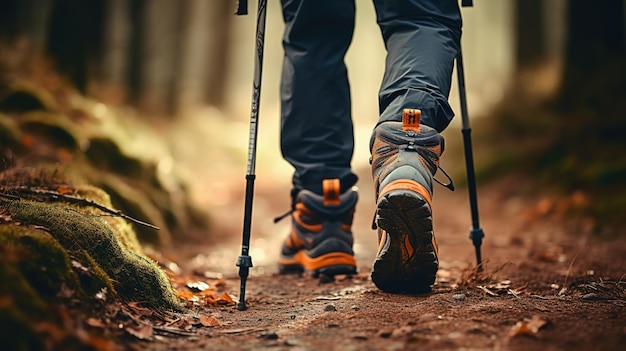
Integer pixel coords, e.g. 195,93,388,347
402,109,421,133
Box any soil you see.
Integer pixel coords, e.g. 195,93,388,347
131,171,626,351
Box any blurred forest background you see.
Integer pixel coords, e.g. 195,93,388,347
1,0,625,235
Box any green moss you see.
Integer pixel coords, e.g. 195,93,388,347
0,225,81,297
2,198,182,310
0,259,51,351
74,184,144,253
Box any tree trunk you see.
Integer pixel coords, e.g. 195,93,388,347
175,0,232,112
127,0,146,107
203,1,233,108
515,0,546,70
559,0,626,114
46,0,106,92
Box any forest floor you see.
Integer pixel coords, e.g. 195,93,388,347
125,168,626,351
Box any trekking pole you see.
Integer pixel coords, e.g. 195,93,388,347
234,0,267,311
456,48,485,270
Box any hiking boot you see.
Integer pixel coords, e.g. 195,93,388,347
370,109,448,293
277,178,358,277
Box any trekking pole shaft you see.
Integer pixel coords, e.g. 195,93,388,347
236,0,267,311
245,0,266,177
456,49,485,267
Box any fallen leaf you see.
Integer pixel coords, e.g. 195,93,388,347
509,316,548,337
217,292,234,305
177,290,196,300
85,318,105,328
127,302,153,317
198,289,218,298
199,316,222,327
126,324,154,340
213,278,226,287
57,186,72,195
173,316,195,330
187,281,210,292
0,214,14,224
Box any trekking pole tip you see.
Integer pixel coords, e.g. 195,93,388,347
236,255,253,311
469,227,485,270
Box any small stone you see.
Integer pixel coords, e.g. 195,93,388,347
448,331,462,339
378,330,392,338
284,338,303,347
582,293,600,300
319,274,334,284
324,304,337,312
350,305,360,311
259,331,279,340
453,293,466,301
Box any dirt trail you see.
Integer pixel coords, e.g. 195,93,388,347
149,171,625,351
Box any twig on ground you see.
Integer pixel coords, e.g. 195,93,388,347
3,186,160,230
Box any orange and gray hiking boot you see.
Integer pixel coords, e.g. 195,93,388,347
370,109,452,293
277,179,358,277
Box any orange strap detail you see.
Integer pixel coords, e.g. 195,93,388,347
402,109,421,132
322,178,341,206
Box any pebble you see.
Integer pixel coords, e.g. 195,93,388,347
259,332,279,340
582,293,600,300
324,304,337,312
378,330,392,338
453,293,466,301
351,305,360,311
319,274,334,284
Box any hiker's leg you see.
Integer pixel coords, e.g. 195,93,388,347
373,0,461,132
280,0,358,195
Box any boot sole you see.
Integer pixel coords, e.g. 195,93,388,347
371,189,438,294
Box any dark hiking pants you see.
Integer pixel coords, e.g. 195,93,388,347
280,0,462,195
